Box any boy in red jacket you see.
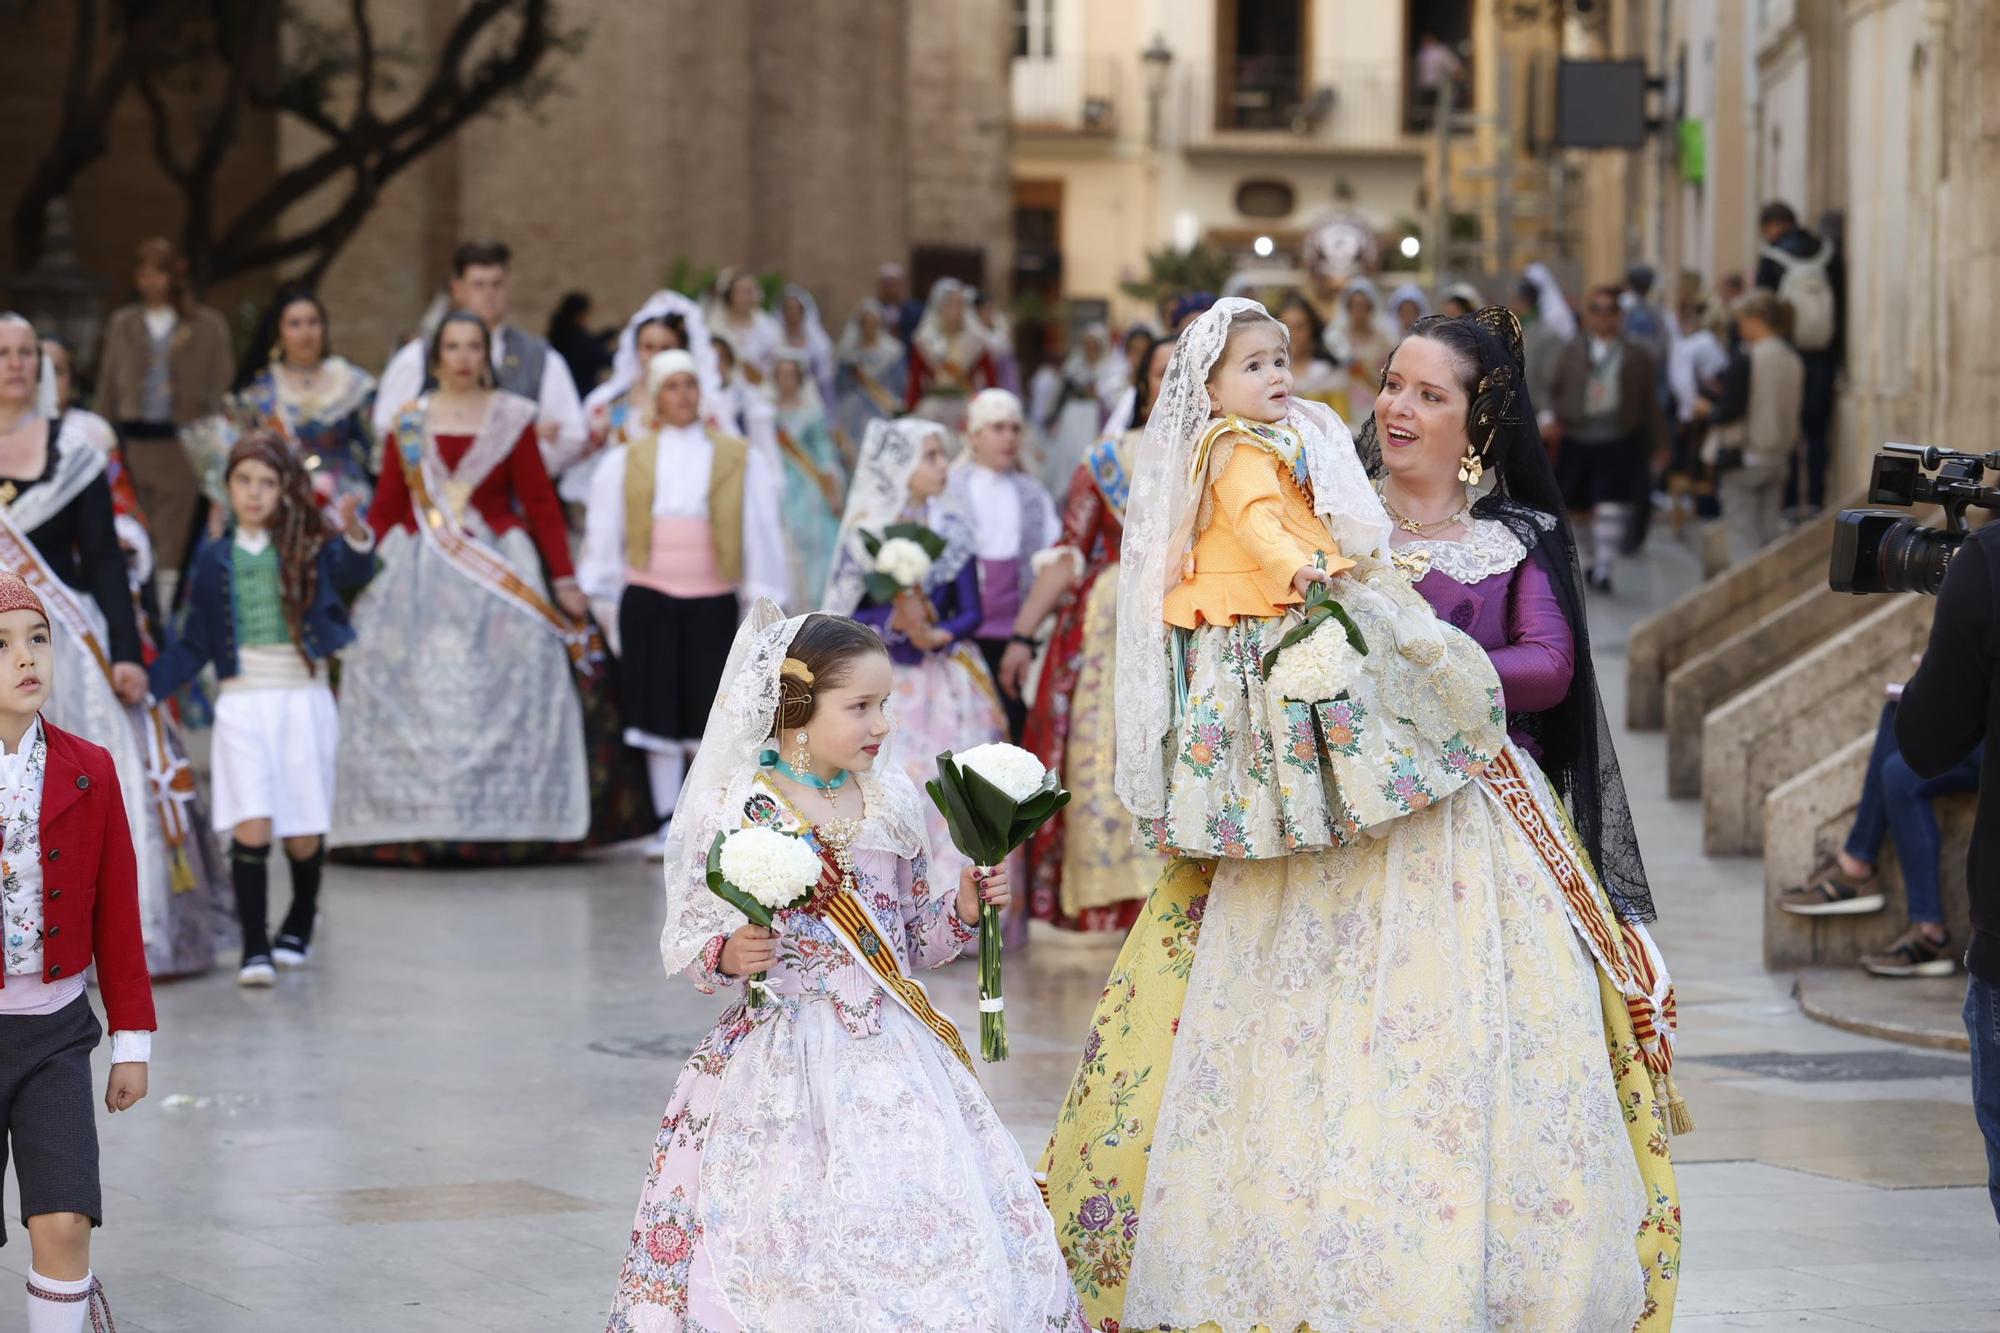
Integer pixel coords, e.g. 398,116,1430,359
0,569,153,1333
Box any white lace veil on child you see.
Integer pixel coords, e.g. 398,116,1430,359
1112,296,1393,820
657,600,931,979
820,419,975,616
583,289,725,425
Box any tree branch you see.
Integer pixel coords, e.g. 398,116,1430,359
209,0,556,279
9,0,181,268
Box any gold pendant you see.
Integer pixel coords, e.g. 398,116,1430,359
1391,547,1434,580
0,481,17,507
441,478,473,518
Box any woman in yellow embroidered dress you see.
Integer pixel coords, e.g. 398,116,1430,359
1040,299,1684,1332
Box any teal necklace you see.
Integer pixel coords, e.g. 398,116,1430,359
761,749,851,803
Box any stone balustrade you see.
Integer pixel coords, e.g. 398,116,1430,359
1625,509,1841,731
1662,585,1863,798
1701,595,1933,855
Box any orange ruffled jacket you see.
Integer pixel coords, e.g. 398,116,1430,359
1162,416,1354,630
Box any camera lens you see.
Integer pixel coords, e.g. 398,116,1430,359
1875,518,1963,595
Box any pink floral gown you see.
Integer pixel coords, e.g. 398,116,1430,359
606,772,1087,1333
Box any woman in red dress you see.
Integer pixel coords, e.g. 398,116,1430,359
332,311,651,863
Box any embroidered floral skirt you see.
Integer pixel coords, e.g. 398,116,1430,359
1042,747,1682,1333
608,994,1086,1332
1145,608,1505,860
1025,564,1158,932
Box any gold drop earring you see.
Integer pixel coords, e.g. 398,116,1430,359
788,731,812,773
1458,447,1484,487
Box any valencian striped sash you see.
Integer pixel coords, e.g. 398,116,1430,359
394,402,596,670
810,856,976,1076
0,508,199,889
1482,746,1679,1082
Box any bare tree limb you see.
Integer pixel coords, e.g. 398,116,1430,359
9,0,182,268
9,0,573,289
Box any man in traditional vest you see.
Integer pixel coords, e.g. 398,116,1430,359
577,349,787,853
373,238,587,480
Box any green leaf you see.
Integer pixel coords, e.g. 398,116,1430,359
1323,601,1369,655
858,530,883,558
931,755,1006,864
862,572,905,605
884,521,949,561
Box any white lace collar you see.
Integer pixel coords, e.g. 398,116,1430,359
1392,516,1528,585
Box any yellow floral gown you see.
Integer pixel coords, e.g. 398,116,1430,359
1039,747,1682,1332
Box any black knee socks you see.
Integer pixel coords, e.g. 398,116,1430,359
277,844,324,947
231,840,271,960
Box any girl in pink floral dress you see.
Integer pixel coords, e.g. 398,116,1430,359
606,606,1085,1333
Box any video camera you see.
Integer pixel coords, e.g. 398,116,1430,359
1831,443,2000,595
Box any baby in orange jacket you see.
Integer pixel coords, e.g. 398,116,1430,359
1137,303,1503,861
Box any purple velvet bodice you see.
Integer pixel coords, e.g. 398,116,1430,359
1412,552,1575,750
854,558,985,666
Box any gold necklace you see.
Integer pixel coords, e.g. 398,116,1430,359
1378,482,1470,535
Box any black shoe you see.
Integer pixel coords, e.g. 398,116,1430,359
1588,570,1614,594
272,934,311,968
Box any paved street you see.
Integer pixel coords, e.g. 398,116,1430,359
4,538,1993,1332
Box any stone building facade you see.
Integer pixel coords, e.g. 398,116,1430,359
2,1,1013,371
1624,0,2000,500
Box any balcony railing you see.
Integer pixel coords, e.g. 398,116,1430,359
1180,59,1416,152
1010,56,1121,136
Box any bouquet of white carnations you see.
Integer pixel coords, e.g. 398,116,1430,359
706,826,826,1007
1261,550,1369,703
858,522,948,604
926,743,1070,1061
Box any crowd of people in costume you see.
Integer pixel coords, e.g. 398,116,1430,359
0,229,1716,1332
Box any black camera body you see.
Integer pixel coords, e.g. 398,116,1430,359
1831,444,2000,595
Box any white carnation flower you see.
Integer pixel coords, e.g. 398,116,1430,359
718,826,823,911
955,741,1048,801
874,536,934,588
1267,621,1364,705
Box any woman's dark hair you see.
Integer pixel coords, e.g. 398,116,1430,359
775,614,891,732
426,310,492,388
236,285,330,390
548,290,591,338
636,313,688,350
1277,291,1328,364
224,430,334,675
132,237,192,316
1135,334,1173,427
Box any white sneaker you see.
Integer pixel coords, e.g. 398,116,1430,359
237,958,276,987
272,944,310,969
645,822,672,862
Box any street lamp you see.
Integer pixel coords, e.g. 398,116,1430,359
1400,235,1422,259
1142,35,1174,148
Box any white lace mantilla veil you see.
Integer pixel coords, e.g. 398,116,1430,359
1113,296,1395,819
657,600,930,979
820,418,974,615
780,283,836,366
582,290,724,423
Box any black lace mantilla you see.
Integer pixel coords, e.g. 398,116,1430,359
1355,307,1656,923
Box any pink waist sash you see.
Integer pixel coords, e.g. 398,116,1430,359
628,517,733,599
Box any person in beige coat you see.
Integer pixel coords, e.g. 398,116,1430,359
1696,291,1804,562
93,237,232,603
